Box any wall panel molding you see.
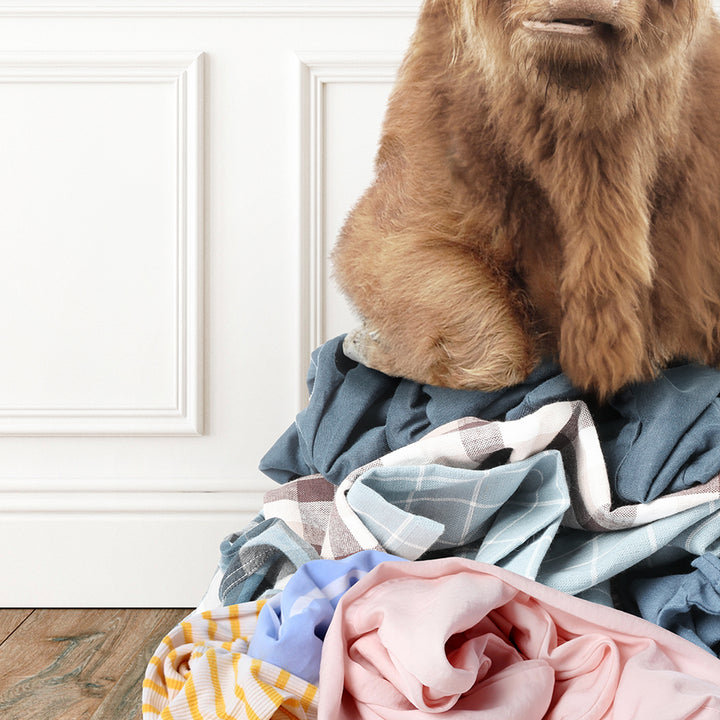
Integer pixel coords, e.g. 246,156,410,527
0,1,422,17
0,488,265,513
0,476,265,494
0,52,203,436
298,53,400,398
0,485,262,606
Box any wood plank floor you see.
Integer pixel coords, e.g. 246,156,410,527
0,608,191,720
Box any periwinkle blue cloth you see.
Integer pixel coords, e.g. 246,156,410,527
259,336,720,505
246,550,404,684
630,553,720,656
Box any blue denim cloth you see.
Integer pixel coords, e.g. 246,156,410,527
259,335,575,487
602,367,720,502
260,336,720,504
629,553,720,656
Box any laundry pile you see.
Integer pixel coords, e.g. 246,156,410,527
142,335,720,719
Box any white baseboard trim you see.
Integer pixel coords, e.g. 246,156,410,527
0,489,263,607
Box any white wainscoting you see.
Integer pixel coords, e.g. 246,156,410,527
0,52,203,436
298,52,397,390
0,0,416,607
0,1,422,16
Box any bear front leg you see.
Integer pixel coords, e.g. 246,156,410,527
534,133,658,399
333,224,538,390
559,244,654,398
555,194,656,399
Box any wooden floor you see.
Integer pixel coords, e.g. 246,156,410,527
0,608,191,720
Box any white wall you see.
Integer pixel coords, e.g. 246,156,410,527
0,0,421,607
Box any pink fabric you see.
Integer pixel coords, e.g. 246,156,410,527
318,558,720,719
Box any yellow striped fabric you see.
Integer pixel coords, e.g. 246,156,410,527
142,602,318,720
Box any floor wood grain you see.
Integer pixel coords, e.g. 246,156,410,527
0,609,33,645
0,608,191,720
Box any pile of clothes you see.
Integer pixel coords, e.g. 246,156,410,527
142,335,720,719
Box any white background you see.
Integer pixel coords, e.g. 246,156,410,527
0,0,421,606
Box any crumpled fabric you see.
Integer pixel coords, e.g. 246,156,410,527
142,602,318,720
602,366,720,502
247,550,404,684
220,401,720,606
219,509,323,604
259,335,575,487
318,557,720,720
260,336,720,504
629,553,720,656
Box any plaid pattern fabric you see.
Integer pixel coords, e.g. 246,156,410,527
219,514,321,604
142,603,318,720
218,401,720,605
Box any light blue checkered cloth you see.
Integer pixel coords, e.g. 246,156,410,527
219,401,720,606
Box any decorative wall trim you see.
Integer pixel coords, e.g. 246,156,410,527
0,487,259,607
0,488,265,513
0,52,204,436
0,484,262,606
0,1,422,17
0,476,266,494
298,53,401,399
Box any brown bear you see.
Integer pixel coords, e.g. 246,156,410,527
332,0,720,400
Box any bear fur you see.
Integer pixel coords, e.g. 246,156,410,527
332,0,720,399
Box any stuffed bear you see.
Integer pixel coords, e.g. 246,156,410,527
332,0,720,399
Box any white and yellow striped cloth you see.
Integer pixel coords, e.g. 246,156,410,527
142,601,318,720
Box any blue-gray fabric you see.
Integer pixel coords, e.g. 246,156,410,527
535,502,720,596
218,516,319,604
221,398,720,618
629,553,720,656
259,336,573,487
259,335,720,503
222,336,720,654
347,452,569,576
602,367,720,502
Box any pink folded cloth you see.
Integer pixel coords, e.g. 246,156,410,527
318,558,720,719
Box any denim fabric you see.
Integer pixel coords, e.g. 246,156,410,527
630,553,720,656
259,335,574,487
260,337,720,507
603,366,720,503
220,397,720,605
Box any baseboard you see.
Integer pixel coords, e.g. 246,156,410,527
0,489,264,607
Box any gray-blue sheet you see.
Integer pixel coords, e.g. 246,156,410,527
260,335,720,504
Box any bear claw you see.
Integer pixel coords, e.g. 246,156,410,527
343,325,382,366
